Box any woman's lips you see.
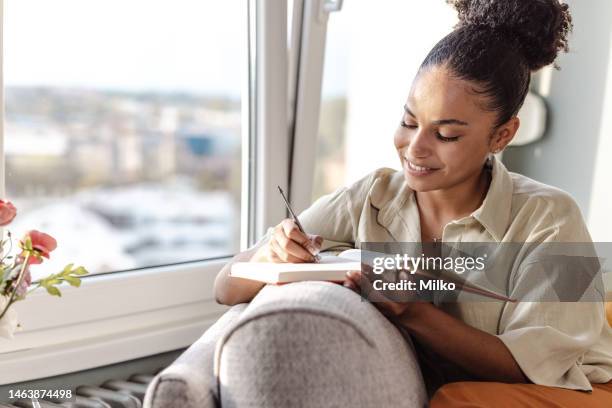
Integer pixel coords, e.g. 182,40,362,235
403,157,439,176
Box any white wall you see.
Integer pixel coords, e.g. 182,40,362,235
503,0,612,241
588,27,612,242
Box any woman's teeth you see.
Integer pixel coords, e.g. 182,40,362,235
405,159,434,171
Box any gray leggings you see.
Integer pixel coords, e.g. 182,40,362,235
144,281,427,408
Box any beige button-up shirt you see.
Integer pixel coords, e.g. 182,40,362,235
259,157,612,390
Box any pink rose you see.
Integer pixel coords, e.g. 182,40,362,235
0,200,16,226
20,230,58,265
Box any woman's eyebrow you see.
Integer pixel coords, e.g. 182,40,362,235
403,105,469,126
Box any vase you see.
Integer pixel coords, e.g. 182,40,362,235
0,295,19,339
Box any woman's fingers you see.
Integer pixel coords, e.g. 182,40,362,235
255,219,323,263
274,231,315,262
269,235,308,263
344,269,412,318
355,269,397,304
307,234,324,252
263,219,325,264
267,245,282,263
281,219,320,256
343,272,399,315
343,270,361,292
343,280,358,292
346,270,361,280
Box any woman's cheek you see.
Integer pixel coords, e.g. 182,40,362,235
394,126,415,149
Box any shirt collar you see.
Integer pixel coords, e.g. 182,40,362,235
370,156,513,242
471,156,514,242
370,171,421,242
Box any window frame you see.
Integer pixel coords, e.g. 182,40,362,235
288,0,337,214
0,0,297,383
0,261,228,383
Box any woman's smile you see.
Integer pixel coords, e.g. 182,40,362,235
402,156,440,176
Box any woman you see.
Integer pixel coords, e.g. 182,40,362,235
214,0,612,404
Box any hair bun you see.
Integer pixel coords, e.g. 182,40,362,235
448,0,572,71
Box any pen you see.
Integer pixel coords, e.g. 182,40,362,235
277,185,321,263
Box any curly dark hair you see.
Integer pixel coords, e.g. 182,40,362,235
420,0,573,127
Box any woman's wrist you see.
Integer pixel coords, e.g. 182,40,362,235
248,243,270,262
396,301,436,331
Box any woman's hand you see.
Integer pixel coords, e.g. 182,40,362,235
343,271,527,384
214,219,322,305
250,218,323,263
343,270,429,322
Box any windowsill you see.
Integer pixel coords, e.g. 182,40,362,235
0,259,230,384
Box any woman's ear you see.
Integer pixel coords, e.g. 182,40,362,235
490,116,520,153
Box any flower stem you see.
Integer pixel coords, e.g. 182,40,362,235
0,253,30,321
27,283,41,295
0,233,13,264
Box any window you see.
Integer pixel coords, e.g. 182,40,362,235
312,1,456,200
3,0,245,279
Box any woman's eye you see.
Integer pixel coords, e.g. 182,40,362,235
436,132,460,142
400,120,417,129
400,120,460,142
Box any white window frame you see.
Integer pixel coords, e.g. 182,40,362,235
289,0,342,213
0,0,295,384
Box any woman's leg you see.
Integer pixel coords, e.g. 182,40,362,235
430,381,612,407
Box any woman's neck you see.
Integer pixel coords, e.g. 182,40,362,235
415,166,491,224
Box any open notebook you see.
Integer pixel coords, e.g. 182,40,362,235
230,249,362,284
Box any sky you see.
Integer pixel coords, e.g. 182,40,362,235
4,0,354,97
4,0,247,96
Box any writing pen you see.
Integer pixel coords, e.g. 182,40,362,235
277,185,321,263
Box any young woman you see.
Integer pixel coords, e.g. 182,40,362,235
215,0,612,404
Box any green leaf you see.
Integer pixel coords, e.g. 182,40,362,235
61,263,75,276
42,278,61,286
63,276,81,287
73,266,89,276
45,285,62,297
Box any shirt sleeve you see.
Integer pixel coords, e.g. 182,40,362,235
299,169,388,252
497,300,605,390
496,196,607,390
297,186,355,252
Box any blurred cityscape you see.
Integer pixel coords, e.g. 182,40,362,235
4,86,242,280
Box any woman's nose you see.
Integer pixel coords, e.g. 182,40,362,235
406,129,431,158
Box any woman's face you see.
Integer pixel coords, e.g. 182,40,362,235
394,65,508,192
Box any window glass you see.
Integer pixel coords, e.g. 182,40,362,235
4,0,244,279
313,1,456,200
